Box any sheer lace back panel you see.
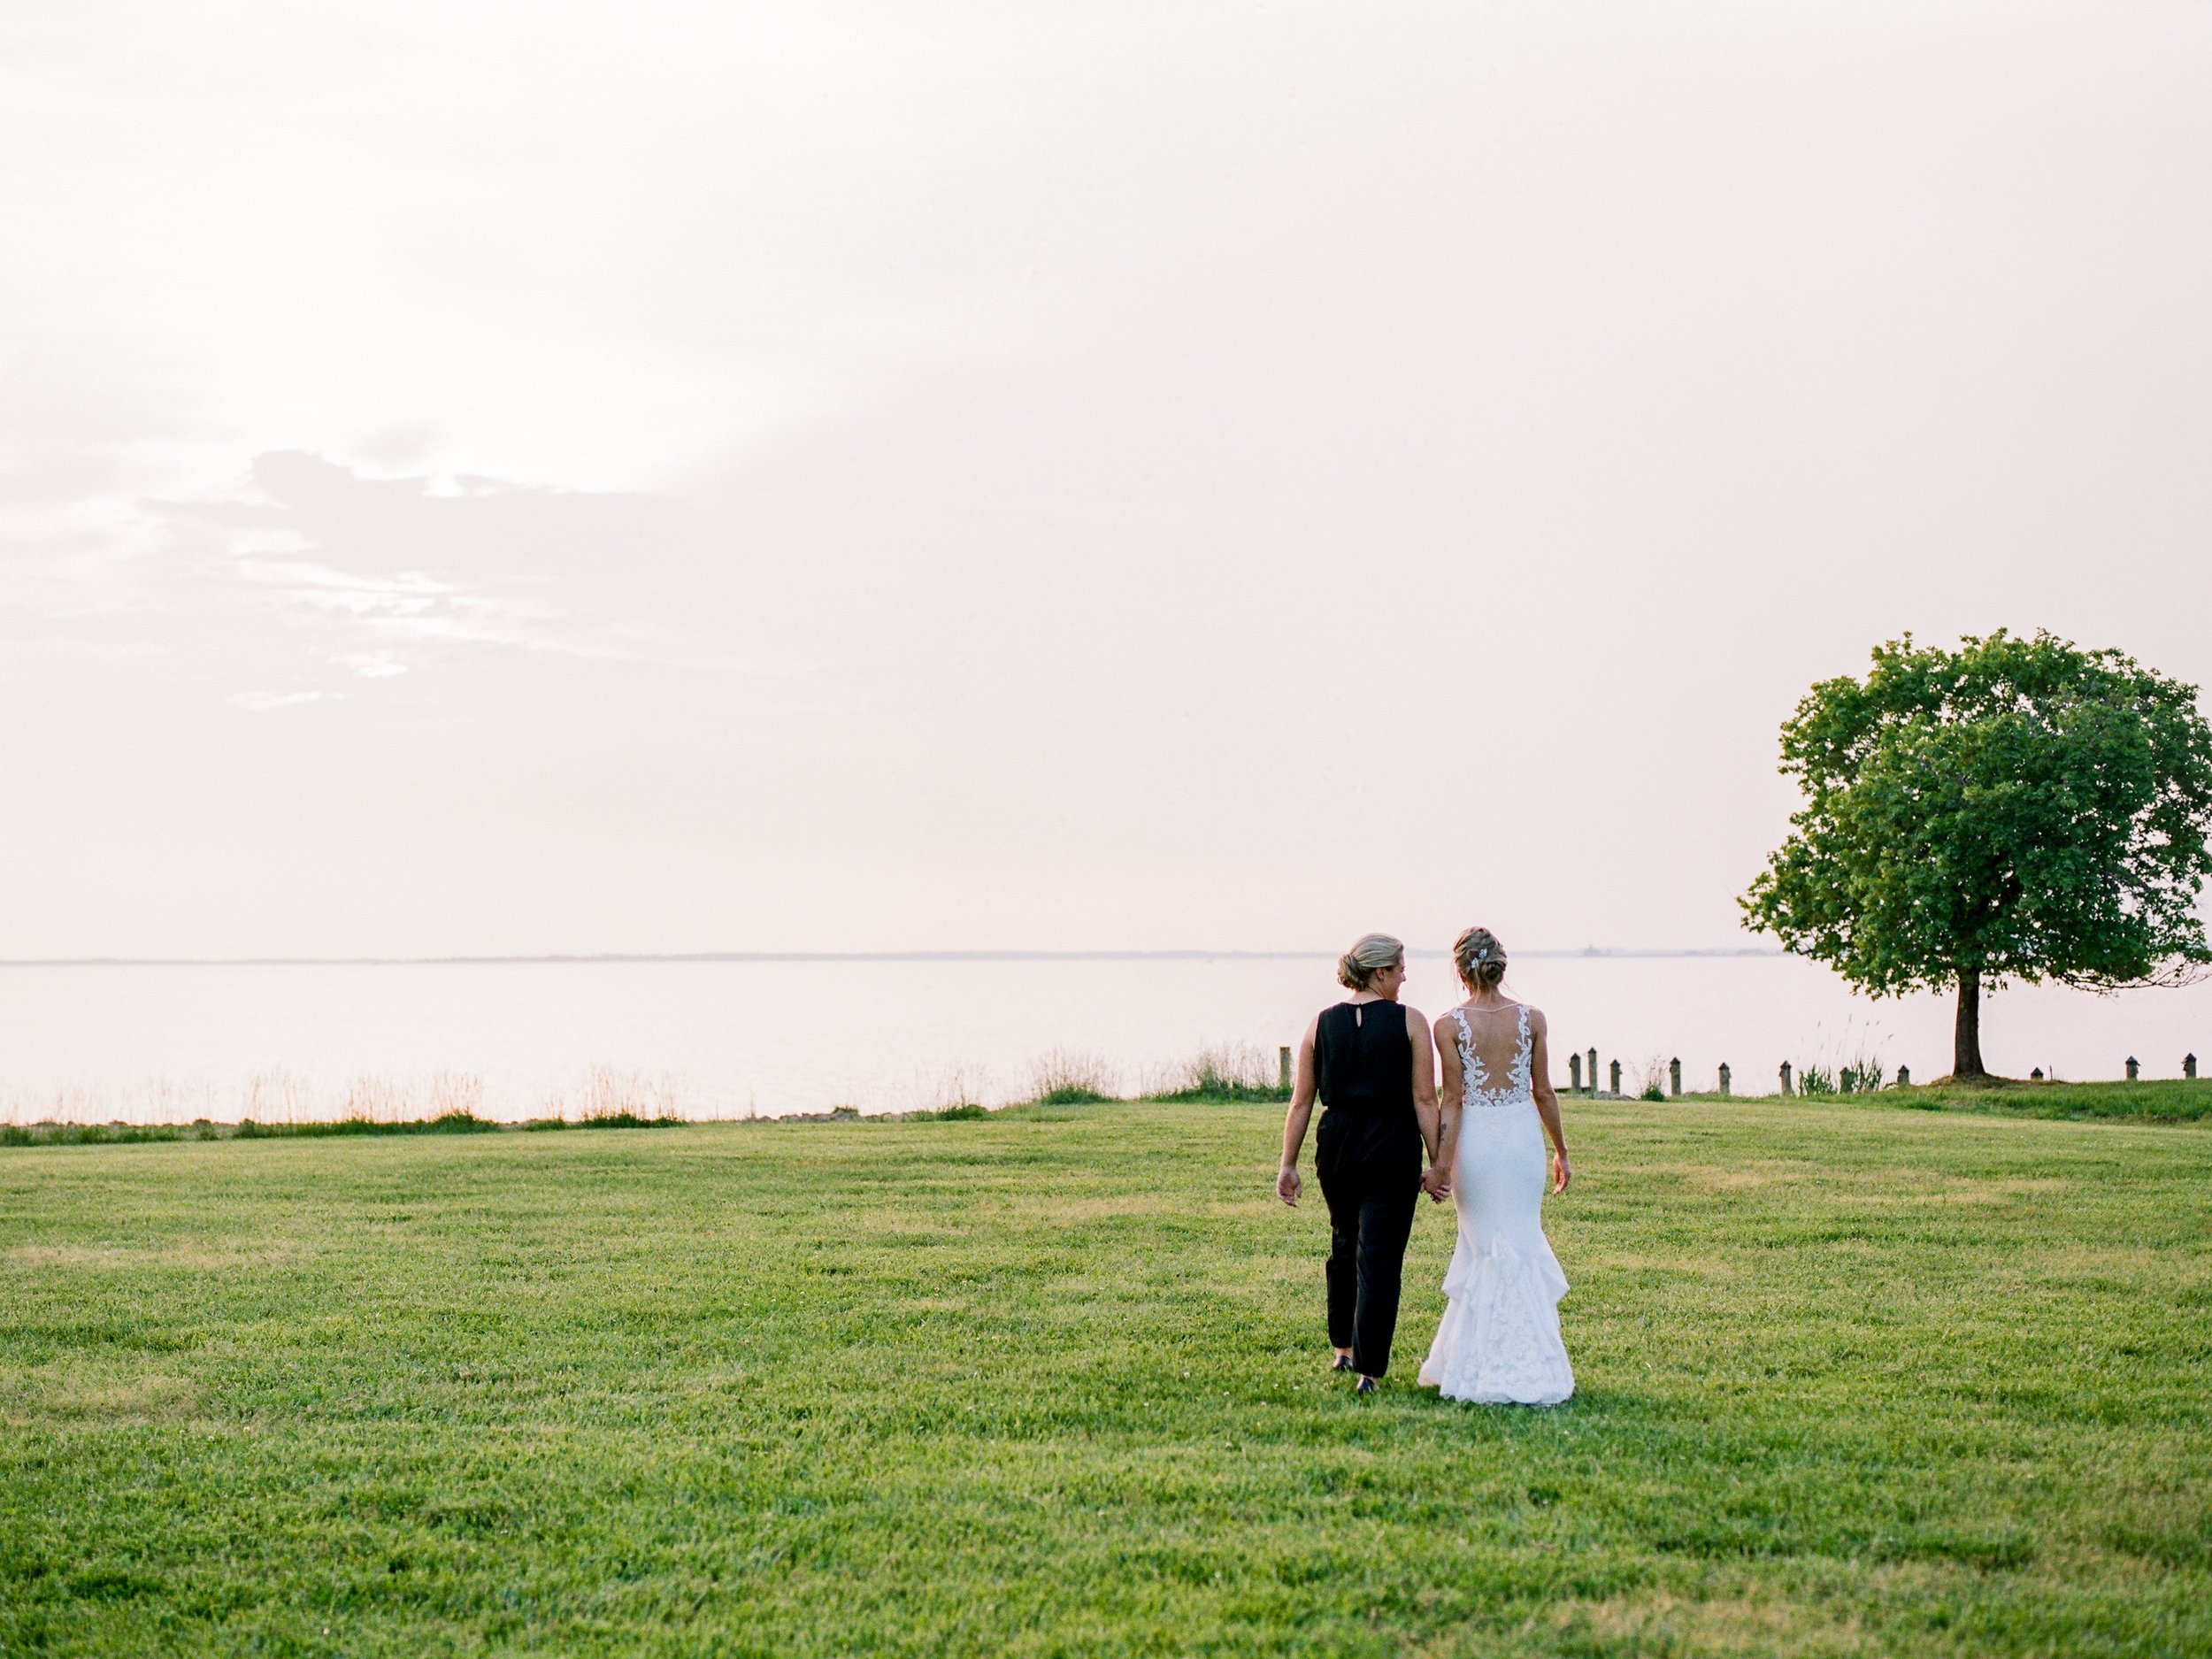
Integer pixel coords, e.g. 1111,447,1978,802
1450,1003,1533,1109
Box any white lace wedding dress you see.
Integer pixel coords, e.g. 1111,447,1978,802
1418,1002,1575,1405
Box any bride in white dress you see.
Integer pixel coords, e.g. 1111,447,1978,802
1418,926,1577,1406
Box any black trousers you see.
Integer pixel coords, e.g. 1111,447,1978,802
1314,1107,1422,1378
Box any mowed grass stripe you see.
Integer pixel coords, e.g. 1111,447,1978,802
3,1098,2209,1656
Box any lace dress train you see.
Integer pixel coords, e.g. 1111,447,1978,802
1418,1004,1574,1406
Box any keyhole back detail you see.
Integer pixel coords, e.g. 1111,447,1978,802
1451,1003,1533,1109
1315,1001,1415,1113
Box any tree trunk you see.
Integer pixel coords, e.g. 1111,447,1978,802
1953,968,1985,1078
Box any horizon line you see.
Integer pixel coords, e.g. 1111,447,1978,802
0,947,1788,968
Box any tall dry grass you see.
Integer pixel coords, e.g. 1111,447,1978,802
1025,1048,1118,1105
1148,1042,1288,1103
338,1072,487,1124
540,1066,688,1123
912,1062,992,1113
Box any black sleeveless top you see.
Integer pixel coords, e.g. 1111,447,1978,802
1314,1000,1415,1114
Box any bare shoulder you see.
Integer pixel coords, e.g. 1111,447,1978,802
1525,1004,1549,1034
1401,1003,1431,1038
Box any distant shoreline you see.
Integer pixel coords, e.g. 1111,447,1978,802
0,947,1787,969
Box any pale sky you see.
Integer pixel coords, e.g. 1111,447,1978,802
4,0,2209,959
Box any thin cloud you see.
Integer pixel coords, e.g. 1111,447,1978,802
158,454,829,683
228,688,341,712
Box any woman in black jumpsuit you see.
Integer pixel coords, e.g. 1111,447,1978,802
1276,933,1442,1391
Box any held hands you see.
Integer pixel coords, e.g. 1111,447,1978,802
1420,1164,1451,1202
1276,1164,1302,1206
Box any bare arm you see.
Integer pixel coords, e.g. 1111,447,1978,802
1276,1016,1320,1205
1429,1011,1462,1198
1406,1005,1440,1165
1528,1010,1572,1194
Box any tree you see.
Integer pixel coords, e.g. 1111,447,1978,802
1741,631,2212,1079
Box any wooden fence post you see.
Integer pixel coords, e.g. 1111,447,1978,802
2126,1056,2139,1081
1896,1064,1909,1087
1717,1063,1731,1097
1780,1061,1793,1097
1569,1053,1582,1094
2188,1053,2199,1080
1279,1046,1292,1093
1586,1048,1598,1097
1609,1059,1621,1095
1669,1057,1681,1098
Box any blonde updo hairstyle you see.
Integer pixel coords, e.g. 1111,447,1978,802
1337,933,1406,991
1454,926,1507,992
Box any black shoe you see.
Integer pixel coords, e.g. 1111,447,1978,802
1355,1376,1378,1395
1332,1355,1355,1372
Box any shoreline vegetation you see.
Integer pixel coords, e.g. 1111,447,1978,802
0,1041,1307,1143
4,1074,2208,1147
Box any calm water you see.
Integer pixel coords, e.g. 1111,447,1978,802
2,954,2206,1124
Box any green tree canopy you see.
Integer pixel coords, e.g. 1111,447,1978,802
1741,631,2212,1078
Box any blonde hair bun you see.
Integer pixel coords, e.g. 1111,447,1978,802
1337,933,1405,990
1453,926,1507,991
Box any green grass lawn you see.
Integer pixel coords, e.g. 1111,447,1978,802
1646,1079,2212,1125
4,1099,2209,1657
1892,1078,2212,1125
